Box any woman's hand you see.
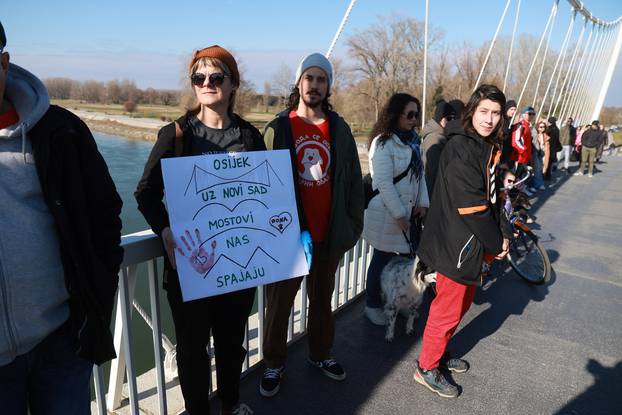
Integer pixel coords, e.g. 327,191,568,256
161,227,177,269
413,206,427,218
495,238,510,260
397,216,410,231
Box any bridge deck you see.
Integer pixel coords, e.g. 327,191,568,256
209,151,622,415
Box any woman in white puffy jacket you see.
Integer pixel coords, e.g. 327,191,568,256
363,93,429,325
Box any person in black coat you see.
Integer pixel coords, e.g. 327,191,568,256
414,85,512,398
546,116,561,178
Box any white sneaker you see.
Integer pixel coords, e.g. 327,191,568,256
364,306,387,325
588,173,593,178
574,171,584,176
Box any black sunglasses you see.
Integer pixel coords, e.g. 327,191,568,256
403,110,419,120
190,72,228,87
527,112,536,116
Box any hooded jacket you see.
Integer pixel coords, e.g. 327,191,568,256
0,64,123,365
363,134,429,254
417,126,512,285
510,118,532,164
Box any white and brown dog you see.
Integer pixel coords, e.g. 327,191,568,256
381,256,435,342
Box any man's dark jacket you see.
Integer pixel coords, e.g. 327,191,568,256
581,128,602,148
418,126,511,285
135,113,266,286
262,110,364,263
29,105,123,365
547,123,561,156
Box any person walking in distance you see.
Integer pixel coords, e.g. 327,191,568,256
575,120,603,178
558,117,576,173
259,53,364,398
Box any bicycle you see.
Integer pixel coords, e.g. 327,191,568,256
500,166,551,285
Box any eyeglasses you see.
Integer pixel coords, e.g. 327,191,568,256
403,110,419,120
190,72,228,87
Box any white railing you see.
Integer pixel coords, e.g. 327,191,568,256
91,230,372,415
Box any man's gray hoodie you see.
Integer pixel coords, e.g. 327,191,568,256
0,63,69,365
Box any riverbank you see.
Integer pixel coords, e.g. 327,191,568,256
63,105,370,171
67,109,165,141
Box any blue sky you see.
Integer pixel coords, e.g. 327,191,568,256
4,0,622,105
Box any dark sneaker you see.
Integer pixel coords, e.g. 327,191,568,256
308,357,346,381
259,366,284,397
440,357,470,373
414,362,459,398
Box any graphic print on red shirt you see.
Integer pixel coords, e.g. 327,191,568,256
289,110,332,242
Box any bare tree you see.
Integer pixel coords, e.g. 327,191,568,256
44,78,73,100
272,63,294,106
124,100,137,116
346,15,444,121
262,81,272,112
106,80,121,104
80,80,105,103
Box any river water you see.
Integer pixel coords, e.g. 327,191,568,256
94,132,176,378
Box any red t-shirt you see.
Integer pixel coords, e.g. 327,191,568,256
289,110,332,242
0,106,19,129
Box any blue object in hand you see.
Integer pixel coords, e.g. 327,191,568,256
300,230,313,268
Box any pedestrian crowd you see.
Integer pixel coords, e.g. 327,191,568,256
0,19,617,414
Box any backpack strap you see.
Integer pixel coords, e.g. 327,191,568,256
174,121,183,157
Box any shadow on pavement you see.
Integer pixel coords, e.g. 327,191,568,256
554,359,622,415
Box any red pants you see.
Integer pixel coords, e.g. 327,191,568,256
419,272,476,370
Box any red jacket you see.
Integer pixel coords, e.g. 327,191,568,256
510,118,532,164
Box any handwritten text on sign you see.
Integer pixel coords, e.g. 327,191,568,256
162,150,309,301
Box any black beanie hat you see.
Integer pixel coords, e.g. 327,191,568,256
433,98,456,123
447,99,465,119
506,100,517,111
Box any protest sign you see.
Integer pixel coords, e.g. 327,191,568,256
162,150,309,301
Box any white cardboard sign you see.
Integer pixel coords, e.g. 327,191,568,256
162,150,309,301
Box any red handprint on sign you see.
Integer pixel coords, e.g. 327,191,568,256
177,229,217,275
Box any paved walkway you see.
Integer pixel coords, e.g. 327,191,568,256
213,153,622,414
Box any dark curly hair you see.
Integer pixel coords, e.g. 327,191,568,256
462,84,506,144
286,86,332,113
367,93,420,150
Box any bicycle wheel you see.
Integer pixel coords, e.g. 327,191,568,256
507,229,551,284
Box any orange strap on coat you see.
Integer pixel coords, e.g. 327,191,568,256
458,205,488,215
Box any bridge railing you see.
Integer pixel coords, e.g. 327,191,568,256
91,230,372,415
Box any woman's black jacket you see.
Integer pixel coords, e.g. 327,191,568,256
418,126,512,285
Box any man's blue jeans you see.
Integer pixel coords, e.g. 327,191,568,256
0,320,93,415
